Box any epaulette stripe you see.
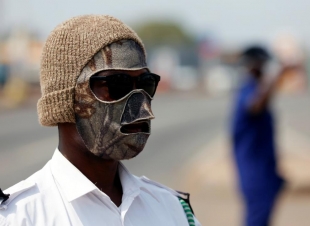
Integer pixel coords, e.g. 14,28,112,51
178,197,195,226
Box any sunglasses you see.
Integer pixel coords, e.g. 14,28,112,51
90,72,161,101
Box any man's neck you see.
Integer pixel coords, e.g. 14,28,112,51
58,123,123,206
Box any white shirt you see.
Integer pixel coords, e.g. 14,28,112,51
0,149,201,226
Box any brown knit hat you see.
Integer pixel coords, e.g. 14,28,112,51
37,15,146,126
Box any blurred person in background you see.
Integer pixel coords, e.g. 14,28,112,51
0,15,200,226
231,46,286,226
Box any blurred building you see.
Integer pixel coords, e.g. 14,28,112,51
0,29,43,84
0,29,43,106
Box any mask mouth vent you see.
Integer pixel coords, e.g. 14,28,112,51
120,120,150,134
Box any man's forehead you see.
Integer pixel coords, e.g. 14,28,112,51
94,68,149,77
77,39,147,83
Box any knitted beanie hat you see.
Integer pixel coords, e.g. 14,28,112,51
37,15,146,126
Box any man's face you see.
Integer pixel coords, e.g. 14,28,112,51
74,69,159,160
73,39,160,160
89,68,152,134
248,58,268,79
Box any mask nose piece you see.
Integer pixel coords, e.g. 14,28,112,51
121,92,154,125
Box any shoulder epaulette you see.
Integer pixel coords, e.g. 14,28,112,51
0,180,35,210
140,176,180,196
140,176,196,225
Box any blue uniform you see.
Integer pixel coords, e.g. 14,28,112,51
231,77,284,226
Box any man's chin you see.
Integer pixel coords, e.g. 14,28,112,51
125,143,144,155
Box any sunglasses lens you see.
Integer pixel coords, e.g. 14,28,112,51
137,74,158,97
108,74,133,100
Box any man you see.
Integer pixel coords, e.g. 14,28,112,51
0,15,200,226
231,46,285,226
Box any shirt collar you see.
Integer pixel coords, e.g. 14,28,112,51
50,149,97,202
118,162,159,202
119,163,160,202
50,148,159,202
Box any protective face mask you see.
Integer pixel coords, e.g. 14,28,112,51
74,39,155,160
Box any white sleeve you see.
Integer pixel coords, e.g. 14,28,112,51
0,215,6,226
1,212,33,226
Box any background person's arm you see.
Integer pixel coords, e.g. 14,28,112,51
247,65,295,114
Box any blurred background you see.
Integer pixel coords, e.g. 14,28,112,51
0,0,309,225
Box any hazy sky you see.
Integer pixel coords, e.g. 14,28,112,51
2,0,310,48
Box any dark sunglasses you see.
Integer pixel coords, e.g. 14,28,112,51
90,72,161,100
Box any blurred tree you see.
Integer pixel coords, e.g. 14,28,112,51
135,21,194,48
